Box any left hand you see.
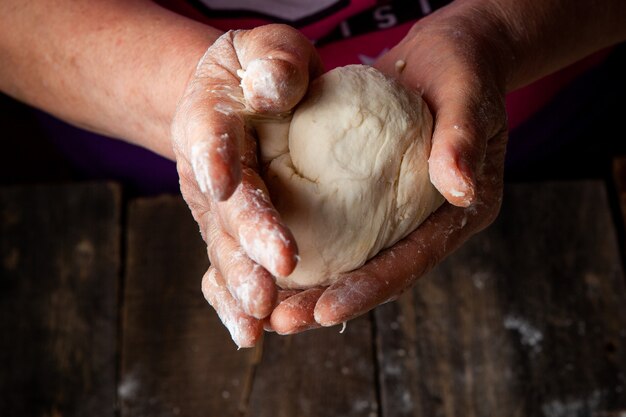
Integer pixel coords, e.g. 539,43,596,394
171,25,323,346
268,3,510,333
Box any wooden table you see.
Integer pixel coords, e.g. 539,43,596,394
2,179,626,417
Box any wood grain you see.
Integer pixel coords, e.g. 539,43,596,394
120,195,258,417
612,156,626,235
376,181,626,417
0,183,121,417
247,316,379,417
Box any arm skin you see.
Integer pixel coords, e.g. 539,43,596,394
489,0,626,91
0,0,221,158
1,0,622,157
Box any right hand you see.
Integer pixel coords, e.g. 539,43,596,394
268,3,510,334
170,24,323,347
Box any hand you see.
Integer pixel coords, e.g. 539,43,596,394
171,24,322,347
268,3,510,334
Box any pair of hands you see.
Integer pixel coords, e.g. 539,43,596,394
171,6,509,347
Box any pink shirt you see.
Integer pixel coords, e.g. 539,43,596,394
157,0,608,130
37,0,612,194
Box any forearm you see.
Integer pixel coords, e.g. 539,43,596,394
0,0,222,159
483,0,626,91
420,0,626,93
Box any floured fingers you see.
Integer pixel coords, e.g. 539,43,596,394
205,214,277,319
269,288,324,334
171,33,248,201
215,166,299,278
201,266,264,348
234,24,323,114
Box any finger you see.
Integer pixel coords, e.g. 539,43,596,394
172,32,247,201
235,24,324,113
426,79,505,208
178,157,278,320
176,156,212,236
263,289,299,332
375,49,502,208
428,110,483,207
270,288,325,335
314,132,508,326
215,166,299,278
201,267,264,348
206,215,277,319
313,204,468,326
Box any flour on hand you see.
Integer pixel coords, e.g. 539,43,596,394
257,65,444,289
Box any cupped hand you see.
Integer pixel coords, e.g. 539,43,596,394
269,4,511,334
171,24,322,347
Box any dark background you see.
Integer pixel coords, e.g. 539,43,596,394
1,44,625,189
0,45,626,194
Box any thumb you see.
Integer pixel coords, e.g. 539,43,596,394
427,90,502,207
235,24,323,114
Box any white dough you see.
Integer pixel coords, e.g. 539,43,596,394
258,65,444,289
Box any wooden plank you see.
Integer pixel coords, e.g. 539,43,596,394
0,182,121,416
246,316,378,417
120,196,258,417
376,181,626,417
612,156,626,233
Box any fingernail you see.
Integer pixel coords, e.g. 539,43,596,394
241,59,281,106
191,142,213,196
263,320,275,332
313,297,341,327
191,140,239,201
457,157,476,187
313,308,335,327
223,314,257,348
452,158,476,205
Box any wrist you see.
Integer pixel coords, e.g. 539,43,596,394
461,0,626,91
142,28,221,160
411,0,626,94
0,0,223,162
404,2,512,95
123,12,223,160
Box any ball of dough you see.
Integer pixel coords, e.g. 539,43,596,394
258,65,444,289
